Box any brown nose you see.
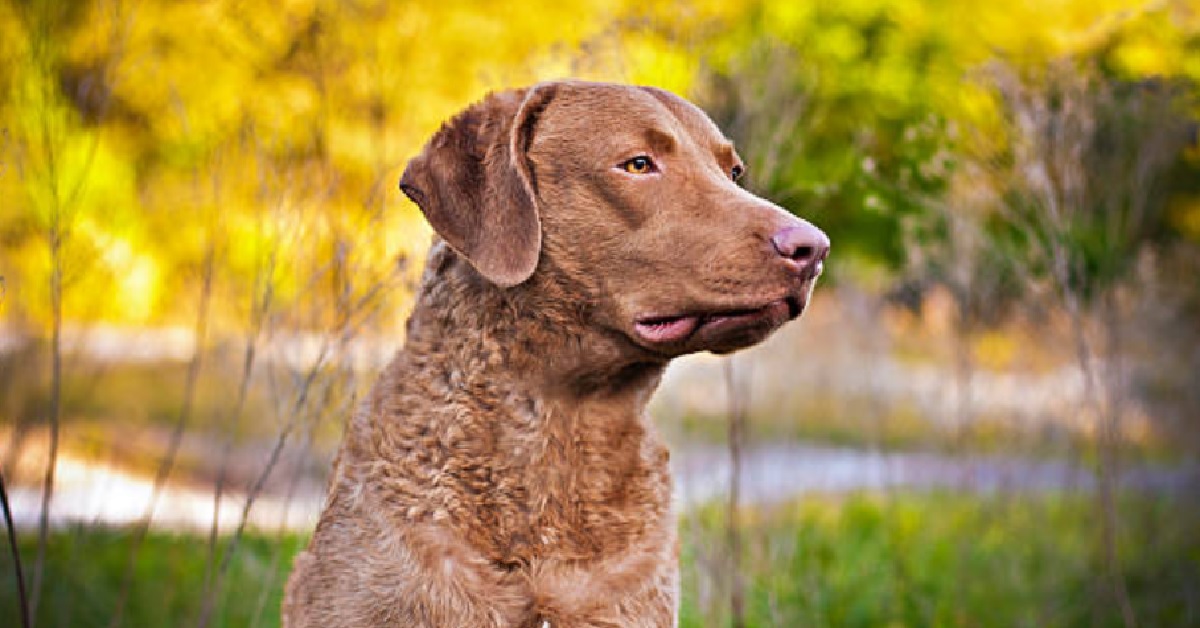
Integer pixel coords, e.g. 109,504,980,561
771,222,830,272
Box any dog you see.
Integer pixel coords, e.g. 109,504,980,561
282,80,829,627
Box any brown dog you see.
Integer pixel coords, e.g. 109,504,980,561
282,81,828,627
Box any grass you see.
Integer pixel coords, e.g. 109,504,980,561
680,493,1200,628
2,492,1196,627
0,528,306,628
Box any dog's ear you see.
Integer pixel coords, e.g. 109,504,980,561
399,84,557,287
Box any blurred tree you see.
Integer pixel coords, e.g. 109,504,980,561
972,59,1194,628
691,0,1199,279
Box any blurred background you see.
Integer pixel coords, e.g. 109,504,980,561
1,0,1198,626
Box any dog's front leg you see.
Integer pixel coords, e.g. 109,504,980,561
285,521,537,628
396,525,541,626
528,546,678,628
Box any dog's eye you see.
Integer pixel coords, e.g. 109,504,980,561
621,156,656,175
731,164,745,181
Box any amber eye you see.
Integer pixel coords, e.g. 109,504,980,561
621,155,655,175
731,164,745,181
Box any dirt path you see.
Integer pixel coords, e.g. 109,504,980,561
672,442,1198,507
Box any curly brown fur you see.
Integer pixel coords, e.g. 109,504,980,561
283,81,828,627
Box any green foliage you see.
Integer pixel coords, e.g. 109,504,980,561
698,28,960,270
980,63,1198,303
691,0,1200,289
0,528,305,628
681,493,1200,628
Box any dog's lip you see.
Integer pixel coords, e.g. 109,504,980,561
634,297,801,345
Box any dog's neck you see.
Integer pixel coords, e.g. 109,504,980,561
369,242,674,563
402,242,666,411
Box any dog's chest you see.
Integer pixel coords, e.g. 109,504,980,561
370,358,673,568
459,407,672,565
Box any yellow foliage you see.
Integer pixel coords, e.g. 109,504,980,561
1167,195,1200,242
974,331,1018,371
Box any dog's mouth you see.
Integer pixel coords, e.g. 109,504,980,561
634,297,802,346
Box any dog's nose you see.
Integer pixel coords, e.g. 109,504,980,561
771,222,830,272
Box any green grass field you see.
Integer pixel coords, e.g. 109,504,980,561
678,493,1200,627
2,492,1197,627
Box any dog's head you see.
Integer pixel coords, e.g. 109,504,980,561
401,81,828,359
